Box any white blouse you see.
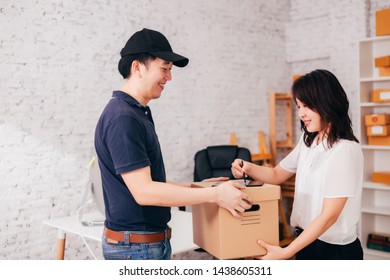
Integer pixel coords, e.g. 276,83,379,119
280,134,363,244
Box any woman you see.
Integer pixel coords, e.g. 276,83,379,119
231,69,364,260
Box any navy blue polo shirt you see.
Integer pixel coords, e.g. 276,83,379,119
94,91,170,232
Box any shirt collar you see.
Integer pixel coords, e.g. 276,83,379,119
112,90,143,107
311,135,328,152
112,90,154,125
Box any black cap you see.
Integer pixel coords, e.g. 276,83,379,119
120,28,189,67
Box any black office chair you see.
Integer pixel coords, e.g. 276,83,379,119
179,145,252,212
193,145,252,181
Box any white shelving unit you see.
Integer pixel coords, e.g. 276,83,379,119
358,35,390,260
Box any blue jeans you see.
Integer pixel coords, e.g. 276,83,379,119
102,230,172,260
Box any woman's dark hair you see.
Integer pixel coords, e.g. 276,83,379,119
291,69,359,148
118,53,156,79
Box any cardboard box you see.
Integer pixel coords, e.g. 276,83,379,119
368,136,390,146
376,8,390,36
191,181,280,259
372,172,390,185
365,114,390,126
292,74,303,81
367,125,390,136
375,56,390,68
379,67,390,77
371,89,390,103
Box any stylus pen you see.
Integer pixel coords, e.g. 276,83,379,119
240,160,247,186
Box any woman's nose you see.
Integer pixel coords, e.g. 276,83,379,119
298,107,306,118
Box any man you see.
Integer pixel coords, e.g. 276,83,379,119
94,28,252,260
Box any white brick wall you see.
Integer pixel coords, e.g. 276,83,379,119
153,0,291,181
1,0,389,260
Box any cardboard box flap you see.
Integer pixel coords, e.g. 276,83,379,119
246,184,280,201
191,181,281,201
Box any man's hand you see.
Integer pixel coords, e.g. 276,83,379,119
214,181,252,218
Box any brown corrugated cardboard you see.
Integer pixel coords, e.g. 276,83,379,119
376,8,390,36
365,114,390,126
292,74,303,81
371,89,390,103
372,172,390,185
367,125,390,137
191,181,280,259
379,67,390,77
375,56,390,68
368,136,390,146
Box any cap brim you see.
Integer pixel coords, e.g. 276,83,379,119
150,51,189,67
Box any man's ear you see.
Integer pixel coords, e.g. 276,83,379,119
131,60,142,77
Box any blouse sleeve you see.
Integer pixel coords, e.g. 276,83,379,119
279,134,304,173
323,141,363,197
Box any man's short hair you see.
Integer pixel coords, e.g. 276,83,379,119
118,53,156,79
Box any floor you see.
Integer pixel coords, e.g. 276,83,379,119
172,249,217,260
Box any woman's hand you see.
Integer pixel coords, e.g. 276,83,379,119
231,158,246,179
255,240,289,260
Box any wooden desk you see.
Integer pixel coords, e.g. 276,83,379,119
43,208,197,259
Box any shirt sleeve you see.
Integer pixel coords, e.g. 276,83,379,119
323,141,363,197
279,135,304,173
105,115,150,174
